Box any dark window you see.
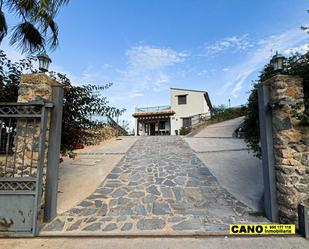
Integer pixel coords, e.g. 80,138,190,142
178,95,187,105
159,121,165,130
183,118,192,128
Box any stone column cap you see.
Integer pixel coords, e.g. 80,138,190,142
20,73,63,88
262,74,303,86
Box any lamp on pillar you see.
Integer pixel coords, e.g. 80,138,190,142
271,51,285,74
37,52,52,72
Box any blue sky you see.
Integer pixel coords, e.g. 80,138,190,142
2,0,309,127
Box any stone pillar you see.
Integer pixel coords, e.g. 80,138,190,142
15,73,62,177
264,75,309,225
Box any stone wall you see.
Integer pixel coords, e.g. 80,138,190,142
264,75,309,225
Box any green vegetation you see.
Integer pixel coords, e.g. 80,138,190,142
179,126,191,135
211,105,247,122
0,0,69,53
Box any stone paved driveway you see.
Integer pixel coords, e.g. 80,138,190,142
42,136,268,235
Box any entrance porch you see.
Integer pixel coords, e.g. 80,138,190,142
138,118,171,136
133,107,175,136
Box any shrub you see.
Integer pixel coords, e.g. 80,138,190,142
179,126,191,135
211,105,247,122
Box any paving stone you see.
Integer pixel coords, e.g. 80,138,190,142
121,223,133,231
106,173,120,179
155,178,165,184
168,216,186,223
85,217,97,223
175,177,186,185
82,222,102,231
135,203,147,215
78,201,93,207
160,187,174,198
128,181,138,186
112,188,127,198
119,207,133,216
131,173,142,181
146,185,160,196
67,219,83,231
172,218,202,231
80,208,97,216
117,215,127,222
171,203,193,210
96,187,113,195
95,200,103,208
137,218,166,230
143,194,157,204
129,191,145,198
163,179,176,187
173,187,184,201
100,216,113,221
153,202,172,215
44,218,65,231
103,223,117,231
117,197,130,205
194,200,208,208
97,204,108,216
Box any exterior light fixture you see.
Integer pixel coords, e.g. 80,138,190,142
37,52,52,72
271,51,285,74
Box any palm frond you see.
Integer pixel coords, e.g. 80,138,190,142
10,21,45,53
47,19,58,49
0,10,8,42
32,7,59,49
40,0,69,16
4,0,37,19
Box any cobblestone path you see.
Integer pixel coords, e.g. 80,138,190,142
42,136,267,234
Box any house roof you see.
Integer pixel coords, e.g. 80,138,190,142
170,87,207,93
171,87,213,110
132,110,175,118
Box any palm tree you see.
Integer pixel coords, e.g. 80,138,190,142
0,0,69,54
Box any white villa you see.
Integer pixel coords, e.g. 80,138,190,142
133,88,212,136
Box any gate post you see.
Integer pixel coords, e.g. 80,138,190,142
19,73,63,221
261,74,309,226
258,83,279,222
44,86,64,222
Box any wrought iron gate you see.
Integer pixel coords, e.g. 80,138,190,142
0,101,51,236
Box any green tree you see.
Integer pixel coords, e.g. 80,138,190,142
0,0,69,53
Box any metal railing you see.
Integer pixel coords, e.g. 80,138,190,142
135,105,171,113
191,112,211,126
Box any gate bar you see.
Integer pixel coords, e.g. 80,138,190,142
44,86,64,222
258,84,279,222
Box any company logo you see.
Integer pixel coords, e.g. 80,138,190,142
230,224,295,235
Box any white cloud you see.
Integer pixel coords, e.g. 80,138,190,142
222,28,308,97
120,45,187,94
284,44,309,55
204,34,253,55
126,45,187,70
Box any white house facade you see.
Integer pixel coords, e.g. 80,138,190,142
133,88,212,136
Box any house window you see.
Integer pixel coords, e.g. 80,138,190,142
178,95,187,105
183,118,192,128
159,121,165,130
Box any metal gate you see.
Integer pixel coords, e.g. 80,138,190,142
0,101,51,236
